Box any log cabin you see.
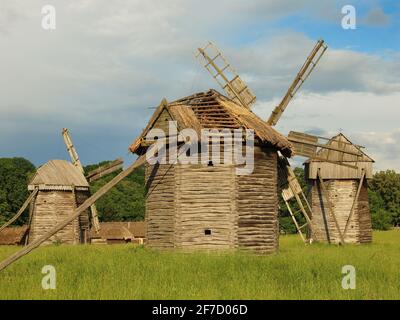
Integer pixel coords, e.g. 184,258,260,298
89,221,146,244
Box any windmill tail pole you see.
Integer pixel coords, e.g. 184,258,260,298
0,154,146,272
0,188,38,233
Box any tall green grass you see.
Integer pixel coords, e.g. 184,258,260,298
0,230,399,299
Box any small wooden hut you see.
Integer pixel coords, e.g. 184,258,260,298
129,90,293,254
305,133,374,244
89,221,147,244
27,160,91,245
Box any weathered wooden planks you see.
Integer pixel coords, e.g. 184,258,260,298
145,163,176,248
309,179,372,244
144,145,280,254
29,190,84,245
236,147,278,253
175,164,236,250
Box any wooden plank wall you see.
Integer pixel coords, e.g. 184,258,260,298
307,162,373,180
145,163,176,248
175,164,236,250
236,147,279,254
144,146,280,254
356,180,373,243
29,191,80,245
309,179,372,244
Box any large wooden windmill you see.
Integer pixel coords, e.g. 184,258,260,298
195,40,366,244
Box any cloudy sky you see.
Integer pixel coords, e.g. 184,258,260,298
0,0,399,171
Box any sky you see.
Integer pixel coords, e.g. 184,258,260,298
0,0,399,171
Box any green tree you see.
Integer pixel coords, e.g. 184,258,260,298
368,170,400,228
0,157,36,225
84,161,145,222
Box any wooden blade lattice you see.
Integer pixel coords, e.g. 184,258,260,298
267,39,327,126
196,41,256,109
287,131,364,169
62,128,100,232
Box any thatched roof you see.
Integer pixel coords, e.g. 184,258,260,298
0,226,28,245
90,222,146,240
28,160,89,191
309,133,374,163
129,90,293,157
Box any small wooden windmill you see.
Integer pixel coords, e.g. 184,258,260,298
305,133,373,244
0,159,92,246
196,40,365,244
0,138,144,270
62,128,124,233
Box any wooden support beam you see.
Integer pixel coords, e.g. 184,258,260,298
0,188,38,233
317,168,345,244
24,192,36,245
90,204,100,233
62,128,101,232
293,191,312,229
343,169,366,237
87,160,124,182
86,158,124,182
0,155,146,272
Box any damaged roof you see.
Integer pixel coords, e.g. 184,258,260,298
129,89,293,157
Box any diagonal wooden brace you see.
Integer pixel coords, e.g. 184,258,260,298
317,168,345,245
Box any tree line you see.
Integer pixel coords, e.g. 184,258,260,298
0,157,399,232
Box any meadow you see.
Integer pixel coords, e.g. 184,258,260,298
0,230,399,300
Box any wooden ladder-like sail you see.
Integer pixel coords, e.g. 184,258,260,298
278,157,313,243
267,39,327,126
195,41,256,110
62,128,100,233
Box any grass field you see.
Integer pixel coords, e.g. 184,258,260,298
0,230,399,300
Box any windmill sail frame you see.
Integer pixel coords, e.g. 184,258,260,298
196,41,256,109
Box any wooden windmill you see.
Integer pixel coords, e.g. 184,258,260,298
0,159,92,246
196,40,365,244
0,134,145,271
0,39,372,271
62,128,124,233
0,130,125,246
305,133,373,244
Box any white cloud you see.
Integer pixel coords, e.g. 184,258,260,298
253,91,400,171
224,32,400,99
0,0,398,171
